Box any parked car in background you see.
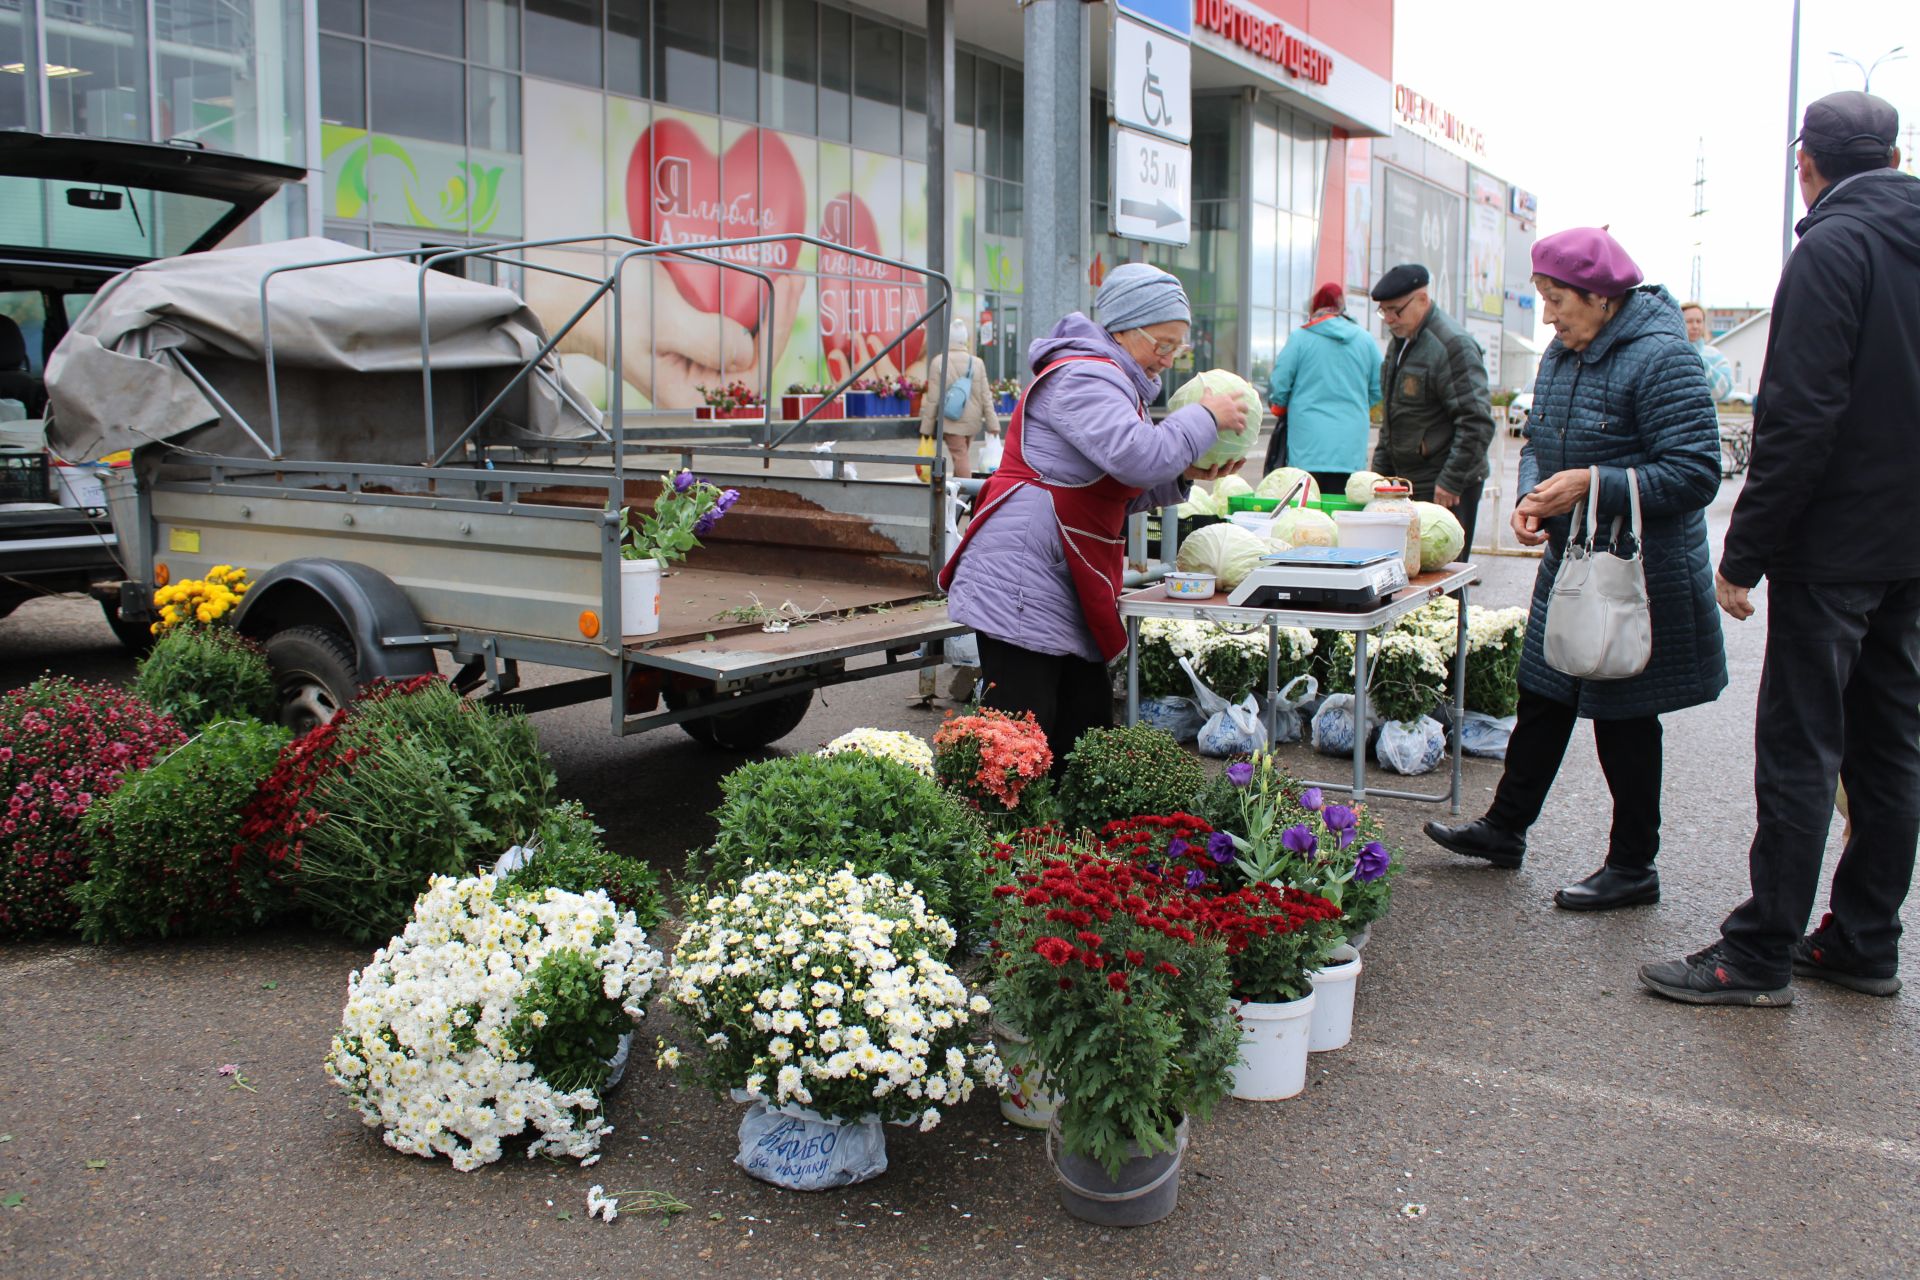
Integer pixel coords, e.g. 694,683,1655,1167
1505,391,1533,437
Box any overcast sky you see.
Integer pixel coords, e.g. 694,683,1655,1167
1396,0,1917,317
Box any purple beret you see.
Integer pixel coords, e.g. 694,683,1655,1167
1531,227,1643,296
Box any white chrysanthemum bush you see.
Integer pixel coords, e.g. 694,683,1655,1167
817,727,935,776
665,865,1004,1130
324,874,664,1171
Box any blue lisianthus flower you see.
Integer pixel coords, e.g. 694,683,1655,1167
1281,824,1318,855
1206,831,1235,864
1167,837,1190,862
672,469,697,493
1300,787,1324,811
1226,761,1254,787
1322,803,1357,832
1184,867,1207,889
1355,841,1391,882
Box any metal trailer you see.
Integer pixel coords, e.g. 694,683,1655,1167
102,233,966,749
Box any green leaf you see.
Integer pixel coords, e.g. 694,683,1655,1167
85,1159,107,1170
2,1193,23,1209
260,981,278,990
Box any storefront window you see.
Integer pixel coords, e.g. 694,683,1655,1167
526,0,603,88
470,68,520,152
720,0,757,120
761,0,814,135
370,0,463,58
655,0,718,114
850,17,899,154
0,0,30,132
468,0,519,68
815,5,848,143
606,0,646,97
372,47,465,145
320,35,367,128
320,0,364,35
149,0,305,162
44,0,149,140
901,32,925,162
951,52,976,172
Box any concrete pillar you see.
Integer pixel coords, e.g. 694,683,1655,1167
1021,0,1092,336
925,0,954,292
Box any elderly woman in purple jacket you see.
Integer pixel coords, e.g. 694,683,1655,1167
939,263,1250,766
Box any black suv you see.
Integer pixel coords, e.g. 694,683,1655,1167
0,131,301,647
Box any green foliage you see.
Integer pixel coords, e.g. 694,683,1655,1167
1466,637,1524,718
1058,725,1206,835
688,752,989,948
496,801,665,929
133,627,276,732
73,719,290,943
511,944,628,1095
1312,629,1357,695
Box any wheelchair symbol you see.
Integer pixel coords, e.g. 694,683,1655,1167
1141,43,1171,130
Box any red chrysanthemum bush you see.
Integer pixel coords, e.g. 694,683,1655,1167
983,830,1240,1177
933,707,1053,825
1190,884,1344,1004
0,676,185,936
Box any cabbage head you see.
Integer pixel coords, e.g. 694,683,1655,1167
1209,472,1254,514
1344,470,1385,505
1175,522,1268,589
1174,483,1212,518
1413,500,1466,570
1255,466,1320,505
1270,507,1338,550
1166,369,1264,469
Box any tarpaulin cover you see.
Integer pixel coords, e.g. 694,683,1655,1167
46,237,600,464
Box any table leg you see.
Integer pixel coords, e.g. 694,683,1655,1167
1125,614,1141,727
1352,628,1369,801
1265,617,1279,745
1451,583,1469,816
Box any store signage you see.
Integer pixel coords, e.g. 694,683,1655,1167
1394,84,1486,158
1111,125,1192,246
1112,12,1192,143
1510,187,1537,220
1192,0,1332,85
1118,0,1191,37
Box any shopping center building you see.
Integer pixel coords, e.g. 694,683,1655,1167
0,0,1542,407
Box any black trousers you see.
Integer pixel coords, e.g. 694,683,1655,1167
977,634,1113,776
1486,689,1664,869
1720,579,1920,981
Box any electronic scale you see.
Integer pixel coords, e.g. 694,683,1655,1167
1226,546,1410,611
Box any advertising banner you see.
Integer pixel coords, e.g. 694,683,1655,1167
1466,170,1505,318
1381,169,1462,317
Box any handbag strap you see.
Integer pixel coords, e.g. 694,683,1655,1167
1570,467,1642,555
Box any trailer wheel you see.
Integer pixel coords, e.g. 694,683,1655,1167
100,594,155,654
265,624,360,734
666,687,814,750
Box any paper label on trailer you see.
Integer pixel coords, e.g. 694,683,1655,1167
168,528,201,553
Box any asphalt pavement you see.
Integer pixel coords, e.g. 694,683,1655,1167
2,464,1917,1280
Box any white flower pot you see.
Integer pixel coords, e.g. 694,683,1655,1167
1308,943,1363,1053
620,557,661,637
1229,990,1315,1101
991,1019,1060,1129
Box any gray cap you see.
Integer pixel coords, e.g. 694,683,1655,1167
1095,262,1191,333
1795,90,1899,157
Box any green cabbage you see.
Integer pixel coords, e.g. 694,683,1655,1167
1166,369,1264,469
1270,507,1338,550
1174,483,1212,518
1175,522,1268,589
1413,500,1466,570
1255,466,1320,505
1345,471,1385,505
1209,473,1254,514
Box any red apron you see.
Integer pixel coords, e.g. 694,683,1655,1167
937,356,1145,663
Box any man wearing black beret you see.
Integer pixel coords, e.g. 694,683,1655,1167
1369,264,1495,548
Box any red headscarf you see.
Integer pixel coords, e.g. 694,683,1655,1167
1309,282,1346,314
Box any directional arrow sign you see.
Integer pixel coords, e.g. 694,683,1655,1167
1111,125,1191,246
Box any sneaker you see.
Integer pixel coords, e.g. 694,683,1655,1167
1639,942,1794,1007
1791,915,1902,997
1423,817,1525,869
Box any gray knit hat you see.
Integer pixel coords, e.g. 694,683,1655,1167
1095,262,1191,333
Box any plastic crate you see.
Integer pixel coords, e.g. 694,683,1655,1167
1309,494,1364,514
0,450,48,503
1226,494,1281,513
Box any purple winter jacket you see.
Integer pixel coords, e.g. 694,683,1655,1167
944,313,1219,663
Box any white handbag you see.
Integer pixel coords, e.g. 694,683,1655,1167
1542,467,1651,681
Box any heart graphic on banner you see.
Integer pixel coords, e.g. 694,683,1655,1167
625,120,805,332
818,192,926,376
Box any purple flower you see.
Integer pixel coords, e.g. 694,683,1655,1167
1355,841,1390,882
1322,803,1357,832
1281,824,1318,855
672,469,697,493
1184,868,1207,889
693,512,719,537
1300,787,1324,811
715,487,741,514
1226,761,1254,787
1206,831,1235,864
1167,837,1190,862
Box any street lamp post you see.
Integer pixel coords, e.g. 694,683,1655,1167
1830,44,1907,93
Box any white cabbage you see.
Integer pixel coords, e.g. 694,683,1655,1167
1175,522,1269,589
1255,466,1320,505
1209,472,1254,513
1413,500,1466,570
1344,470,1385,505
1166,369,1264,469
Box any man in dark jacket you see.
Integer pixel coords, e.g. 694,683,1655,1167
1642,91,1920,1006
1369,264,1497,549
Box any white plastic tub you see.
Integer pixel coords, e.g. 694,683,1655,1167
1335,509,1417,576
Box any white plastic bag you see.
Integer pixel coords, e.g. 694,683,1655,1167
1180,657,1265,757
1310,693,1382,757
1458,711,1517,760
978,434,1004,473
734,1101,889,1191
1139,694,1205,743
1375,715,1447,775
1256,674,1319,745
809,441,859,480
943,631,980,667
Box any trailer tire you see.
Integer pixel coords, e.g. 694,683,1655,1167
667,687,814,750
265,624,360,734
100,594,155,654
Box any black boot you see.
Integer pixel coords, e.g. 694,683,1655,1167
1554,864,1659,911
1424,817,1525,869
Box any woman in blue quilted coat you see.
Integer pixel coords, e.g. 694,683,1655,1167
1425,227,1727,911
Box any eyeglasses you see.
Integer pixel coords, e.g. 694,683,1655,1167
1379,298,1416,320
1129,330,1192,358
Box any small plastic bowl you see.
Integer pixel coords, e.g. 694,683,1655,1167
1163,571,1216,599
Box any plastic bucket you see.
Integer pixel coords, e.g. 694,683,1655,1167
1335,509,1412,552
1308,944,1363,1052
1229,992,1315,1100
991,1020,1061,1130
53,464,108,509
619,557,661,636
1049,1116,1188,1227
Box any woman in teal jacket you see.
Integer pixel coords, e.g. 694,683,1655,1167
1263,283,1382,492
